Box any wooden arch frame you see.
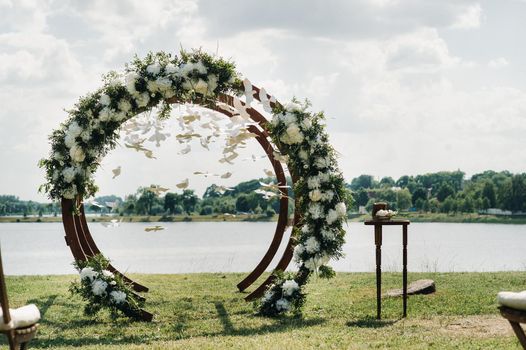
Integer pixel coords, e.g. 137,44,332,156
61,86,299,319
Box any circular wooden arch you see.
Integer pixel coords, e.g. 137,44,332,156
61,86,300,320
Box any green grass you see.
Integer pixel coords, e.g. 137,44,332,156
2,272,525,349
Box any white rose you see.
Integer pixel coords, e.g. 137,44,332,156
80,267,98,281
98,107,112,122
114,111,126,122
293,244,305,263
326,209,339,224
304,237,320,254
288,126,303,143
309,190,322,202
194,61,207,74
67,122,83,137
110,290,127,304
179,63,193,77
118,99,132,113
102,270,114,279
146,62,161,75
284,101,302,112
282,113,296,126
282,124,303,144
275,298,290,311
147,80,159,93
307,177,321,189
80,129,91,142
135,92,150,108
299,150,309,161
319,173,331,183
156,77,175,98
125,72,139,94
99,94,111,106
62,167,76,183
64,133,77,149
69,144,86,163
91,279,108,296
165,63,179,75
301,117,312,130
194,79,209,95
336,202,347,217
321,228,336,241
108,76,122,87
315,157,331,169
53,151,64,161
321,190,334,202
207,74,218,94
308,203,323,219
282,280,299,296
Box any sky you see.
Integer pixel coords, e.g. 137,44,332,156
1,0,525,201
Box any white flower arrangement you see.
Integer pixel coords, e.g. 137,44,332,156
71,254,145,320
91,279,108,296
282,280,299,296
375,209,397,219
259,98,348,316
110,290,127,305
80,266,98,281
41,49,349,318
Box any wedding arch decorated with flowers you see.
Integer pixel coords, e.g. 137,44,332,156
40,49,348,319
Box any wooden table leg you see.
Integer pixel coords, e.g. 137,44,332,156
402,224,408,318
508,321,526,349
375,225,382,320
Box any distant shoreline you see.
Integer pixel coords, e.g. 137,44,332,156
1,212,526,224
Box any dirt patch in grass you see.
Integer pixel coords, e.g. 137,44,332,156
413,315,513,338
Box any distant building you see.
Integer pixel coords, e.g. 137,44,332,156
482,208,513,216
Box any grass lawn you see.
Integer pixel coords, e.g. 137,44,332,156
2,272,525,349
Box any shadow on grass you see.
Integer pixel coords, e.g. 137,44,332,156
27,294,58,318
346,316,399,329
211,301,325,337
17,298,325,348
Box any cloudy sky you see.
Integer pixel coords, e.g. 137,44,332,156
1,0,525,201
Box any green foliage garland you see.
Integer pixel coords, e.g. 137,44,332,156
41,49,348,316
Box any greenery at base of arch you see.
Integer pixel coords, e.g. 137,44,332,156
40,49,350,317
70,254,145,320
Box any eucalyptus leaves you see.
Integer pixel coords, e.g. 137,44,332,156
42,49,349,317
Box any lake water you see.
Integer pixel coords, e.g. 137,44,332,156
0,222,525,275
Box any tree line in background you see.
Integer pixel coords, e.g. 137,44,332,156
349,170,526,214
1,170,525,217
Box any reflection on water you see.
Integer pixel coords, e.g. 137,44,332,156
0,222,525,275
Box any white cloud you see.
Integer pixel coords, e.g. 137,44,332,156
1,0,526,201
451,4,482,29
488,57,509,68
384,28,459,73
0,32,83,85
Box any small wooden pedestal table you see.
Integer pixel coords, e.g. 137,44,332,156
364,219,410,320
